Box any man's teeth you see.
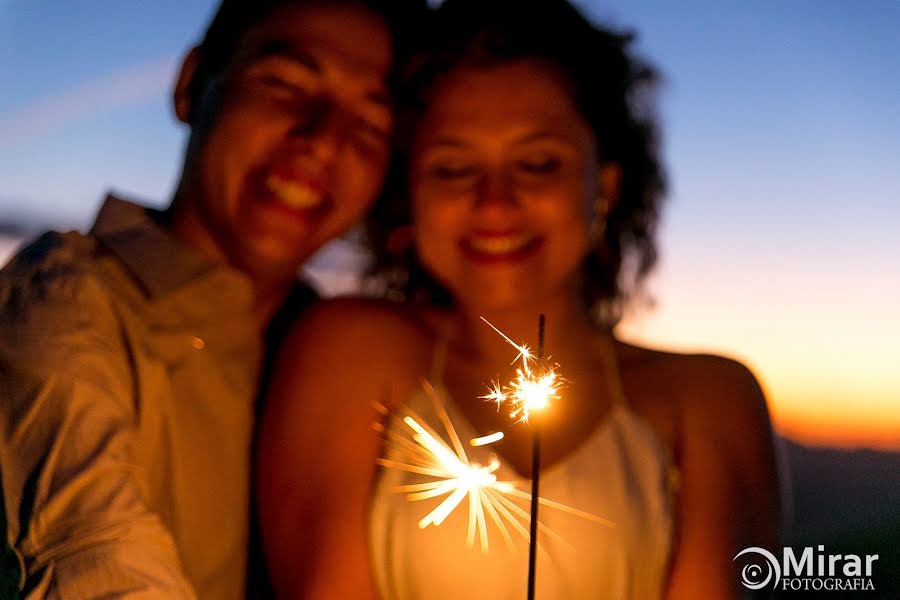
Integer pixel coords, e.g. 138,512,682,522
265,175,323,209
468,234,533,255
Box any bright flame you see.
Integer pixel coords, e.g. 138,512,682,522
479,317,562,423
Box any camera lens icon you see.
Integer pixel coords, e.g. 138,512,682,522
734,547,781,590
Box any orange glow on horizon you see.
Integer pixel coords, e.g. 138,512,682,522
774,414,899,450
618,265,900,451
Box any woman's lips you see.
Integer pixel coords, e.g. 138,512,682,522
461,233,542,261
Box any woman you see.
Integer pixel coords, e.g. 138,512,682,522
256,1,781,598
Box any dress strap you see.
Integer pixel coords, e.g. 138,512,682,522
599,333,628,408
428,319,451,385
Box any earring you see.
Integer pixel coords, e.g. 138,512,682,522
589,197,608,244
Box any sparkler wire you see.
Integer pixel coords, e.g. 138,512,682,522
526,314,545,600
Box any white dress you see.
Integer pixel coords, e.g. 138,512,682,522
369,338,677,599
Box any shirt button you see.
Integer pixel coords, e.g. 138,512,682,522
191,336,205,350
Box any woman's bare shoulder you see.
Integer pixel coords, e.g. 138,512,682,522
614,339,771,434
277,297,431,379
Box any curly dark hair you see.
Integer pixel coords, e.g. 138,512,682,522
365,0,666,327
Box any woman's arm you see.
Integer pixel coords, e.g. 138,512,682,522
255,300,416,599
666,356,781,600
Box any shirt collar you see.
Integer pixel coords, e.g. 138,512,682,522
90,194,253,303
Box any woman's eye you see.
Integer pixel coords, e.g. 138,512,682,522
517,156,561,174
431,164,478,180
260,74,289,88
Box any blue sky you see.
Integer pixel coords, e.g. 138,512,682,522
0,1,898,446
0,0,219,226
1,1,897,230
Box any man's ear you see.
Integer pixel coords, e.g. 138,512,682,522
597,162,622,211
174,47,201,124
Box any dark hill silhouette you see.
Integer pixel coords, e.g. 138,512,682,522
777,437,899,598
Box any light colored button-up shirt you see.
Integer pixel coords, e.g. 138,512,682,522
0,196,262,599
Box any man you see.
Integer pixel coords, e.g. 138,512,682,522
0,1,424,597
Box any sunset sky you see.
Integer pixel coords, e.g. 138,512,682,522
1,0,897,449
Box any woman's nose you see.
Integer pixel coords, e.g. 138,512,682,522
474,172,518,211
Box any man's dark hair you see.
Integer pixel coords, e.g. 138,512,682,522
366,0,666,327
188,0,430,116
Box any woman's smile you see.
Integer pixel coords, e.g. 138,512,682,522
460,231,543,261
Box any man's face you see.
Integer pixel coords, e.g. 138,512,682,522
176,2,393,280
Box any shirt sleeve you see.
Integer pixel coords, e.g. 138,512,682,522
0,250,198,599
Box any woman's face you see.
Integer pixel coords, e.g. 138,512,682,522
410,59,614,313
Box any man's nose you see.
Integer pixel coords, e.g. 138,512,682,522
288,99,346,163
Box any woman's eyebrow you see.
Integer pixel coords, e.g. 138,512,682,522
420,135,472,150
513,130,573,145
418,143,471,157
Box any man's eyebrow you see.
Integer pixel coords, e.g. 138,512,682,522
250,39,319,71
247,39,391,109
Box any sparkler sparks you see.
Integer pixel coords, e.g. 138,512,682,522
479,317,562,423
376,381,612,553
470,431,504,447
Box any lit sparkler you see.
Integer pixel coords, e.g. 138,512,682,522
479,316,559,599
479,316,561,424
